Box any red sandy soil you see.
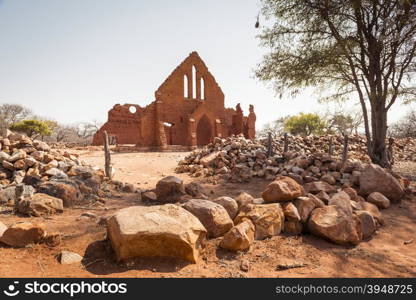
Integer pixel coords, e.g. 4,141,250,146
0,150,415,278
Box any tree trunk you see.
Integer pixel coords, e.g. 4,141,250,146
368,106,390,168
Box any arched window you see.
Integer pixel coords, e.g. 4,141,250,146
200,77,205,100
183,75,188,98
192,65,196,99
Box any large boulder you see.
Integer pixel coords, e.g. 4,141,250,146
261,176,303,203
184,182,207,199
182,199,233,238
367,192,390,209
354,210,377,239
355,201,384,225
0,185,35,205
17,193,63,217
0,221,7,238
155,176,186,203
293,197,318,223
234,203,285,240
359,164,404,203
308,206,362,245
211,196,238,219
282,202,301,221
219,219,255,251
328,191,353,216
37,180,82,207
0,222,47,247
107,205,207,263
304,181,337,194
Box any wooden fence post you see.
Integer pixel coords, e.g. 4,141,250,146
341,134,349,167
283,133,289,153
387,137,395,168
328,136,334,156
267,132,273,157
103,130,112,180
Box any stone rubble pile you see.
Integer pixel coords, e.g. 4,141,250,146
176,135,416,185
107,158,408,262
260,134,416,162
0,132,114,246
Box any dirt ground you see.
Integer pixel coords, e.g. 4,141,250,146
0,149,415,278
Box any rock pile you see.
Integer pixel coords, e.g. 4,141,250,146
176,135,416,182
0,132,109,219
260,134,416,162
108,164,404,262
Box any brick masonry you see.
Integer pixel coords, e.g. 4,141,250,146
92,51,256,148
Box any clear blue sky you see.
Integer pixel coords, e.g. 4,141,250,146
0,0,413,129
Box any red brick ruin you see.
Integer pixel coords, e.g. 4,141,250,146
93,52,256,149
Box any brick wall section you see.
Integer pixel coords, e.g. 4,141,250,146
92,52,256,148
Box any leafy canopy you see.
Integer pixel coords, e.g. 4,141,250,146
284,113,326,136
10,120,52,138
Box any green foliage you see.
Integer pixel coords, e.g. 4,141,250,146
10,119,52,138
284,113,326,136
255,0,416,167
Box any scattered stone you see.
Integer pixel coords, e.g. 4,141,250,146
44,232,61,247
235,192,254,208
354,210,377,239
219,219,255,251
122,183,136,193
107,205,207,263
60,251,83,264
0,222,47,247
282,202,301,221
283,220,303,235
17,193,63,217
37,180,82,207
328,191,353,216
356,201,384,225
261,176,304,203
185,182,207,199
182,199,233,238
211,196,239,219
304,181,337,194
367,192,390,209
359,164,404,203
0,221,7,238
293,197,318,223
234,203,285,240
141,191,157,202
240,259,250,272
308,206,361,245
155,176,186,203
315,191,330,204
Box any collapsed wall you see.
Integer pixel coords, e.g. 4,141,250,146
93,52,256,149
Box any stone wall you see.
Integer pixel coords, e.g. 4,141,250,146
93,52,256,148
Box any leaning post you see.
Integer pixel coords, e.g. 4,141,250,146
283,133,289,153
328,136,334,156
103,130,112,180
267,131,273,157
341,134,349,168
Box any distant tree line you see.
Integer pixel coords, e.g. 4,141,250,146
0,103,101,145
259,108,416,140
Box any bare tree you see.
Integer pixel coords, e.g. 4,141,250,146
256,0,416,167
0,104,32,133
389,109,416,138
